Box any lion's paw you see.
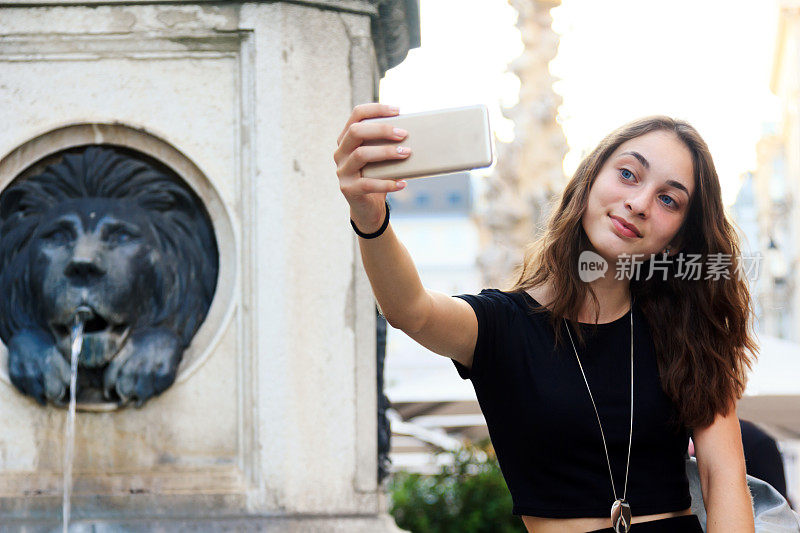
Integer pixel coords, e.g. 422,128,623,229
8,329,71,405
103,328,181,407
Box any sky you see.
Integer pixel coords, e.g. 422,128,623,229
379,0,782,206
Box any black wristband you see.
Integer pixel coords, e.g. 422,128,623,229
351,200,390,239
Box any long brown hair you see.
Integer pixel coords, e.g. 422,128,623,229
506,116,758,430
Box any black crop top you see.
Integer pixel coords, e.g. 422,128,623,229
451,289,691,518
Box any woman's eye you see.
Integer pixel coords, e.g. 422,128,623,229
660,195,676,208
619,168,635,181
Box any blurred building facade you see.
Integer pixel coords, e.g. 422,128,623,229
729,0,800,507
764,2,800,340
736,129,793,338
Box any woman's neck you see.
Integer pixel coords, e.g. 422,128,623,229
528,277,632,324
581,275,632,322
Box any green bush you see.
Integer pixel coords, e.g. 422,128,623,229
387,441,526,533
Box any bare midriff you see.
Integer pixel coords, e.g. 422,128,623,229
521,507,692,533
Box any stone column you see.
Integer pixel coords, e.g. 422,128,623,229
0,1,417,530
477,0,567,289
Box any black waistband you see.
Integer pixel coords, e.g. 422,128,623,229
585,514,702,533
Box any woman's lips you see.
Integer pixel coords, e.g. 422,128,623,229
609,215,640,239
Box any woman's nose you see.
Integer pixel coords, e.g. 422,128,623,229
624,189,650,217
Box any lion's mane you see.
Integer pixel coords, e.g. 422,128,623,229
0,145,219,350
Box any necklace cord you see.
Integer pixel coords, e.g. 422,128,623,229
563,296,634,503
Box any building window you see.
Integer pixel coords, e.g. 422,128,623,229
447,192,462,206
415,193,430,207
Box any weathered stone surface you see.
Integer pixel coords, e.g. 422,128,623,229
0,513,406,532
0,1,415,529
0,0,419,77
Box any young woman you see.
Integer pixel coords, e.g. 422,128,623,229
334,103,757,532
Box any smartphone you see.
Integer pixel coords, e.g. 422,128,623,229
360,104,494,180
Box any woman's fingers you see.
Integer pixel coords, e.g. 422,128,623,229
337,144,411,178
335,103,408,216
343,177,407,196
334,121,408,165
336,103,399,145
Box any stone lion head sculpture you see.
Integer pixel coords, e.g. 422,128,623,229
0,146,219,407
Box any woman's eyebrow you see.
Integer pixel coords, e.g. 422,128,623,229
619,150,649,169
666,179,690,196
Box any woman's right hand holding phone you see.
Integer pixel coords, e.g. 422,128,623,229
334,103,411,233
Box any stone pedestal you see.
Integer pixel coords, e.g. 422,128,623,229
0,1,416,530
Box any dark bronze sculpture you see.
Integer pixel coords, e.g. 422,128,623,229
0,146,218,407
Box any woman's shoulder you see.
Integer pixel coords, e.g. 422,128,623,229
456,288,542,318
464,287,530,305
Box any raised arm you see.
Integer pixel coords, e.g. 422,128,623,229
334,103,478,368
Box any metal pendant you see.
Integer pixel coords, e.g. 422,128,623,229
611,499,631,533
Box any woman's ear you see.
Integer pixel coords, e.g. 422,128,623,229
665,229,686,257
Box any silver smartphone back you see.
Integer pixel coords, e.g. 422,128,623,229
361,104,494,180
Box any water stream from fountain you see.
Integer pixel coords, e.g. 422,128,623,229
63,307,90,533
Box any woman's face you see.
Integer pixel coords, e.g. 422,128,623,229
581,130,695,267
